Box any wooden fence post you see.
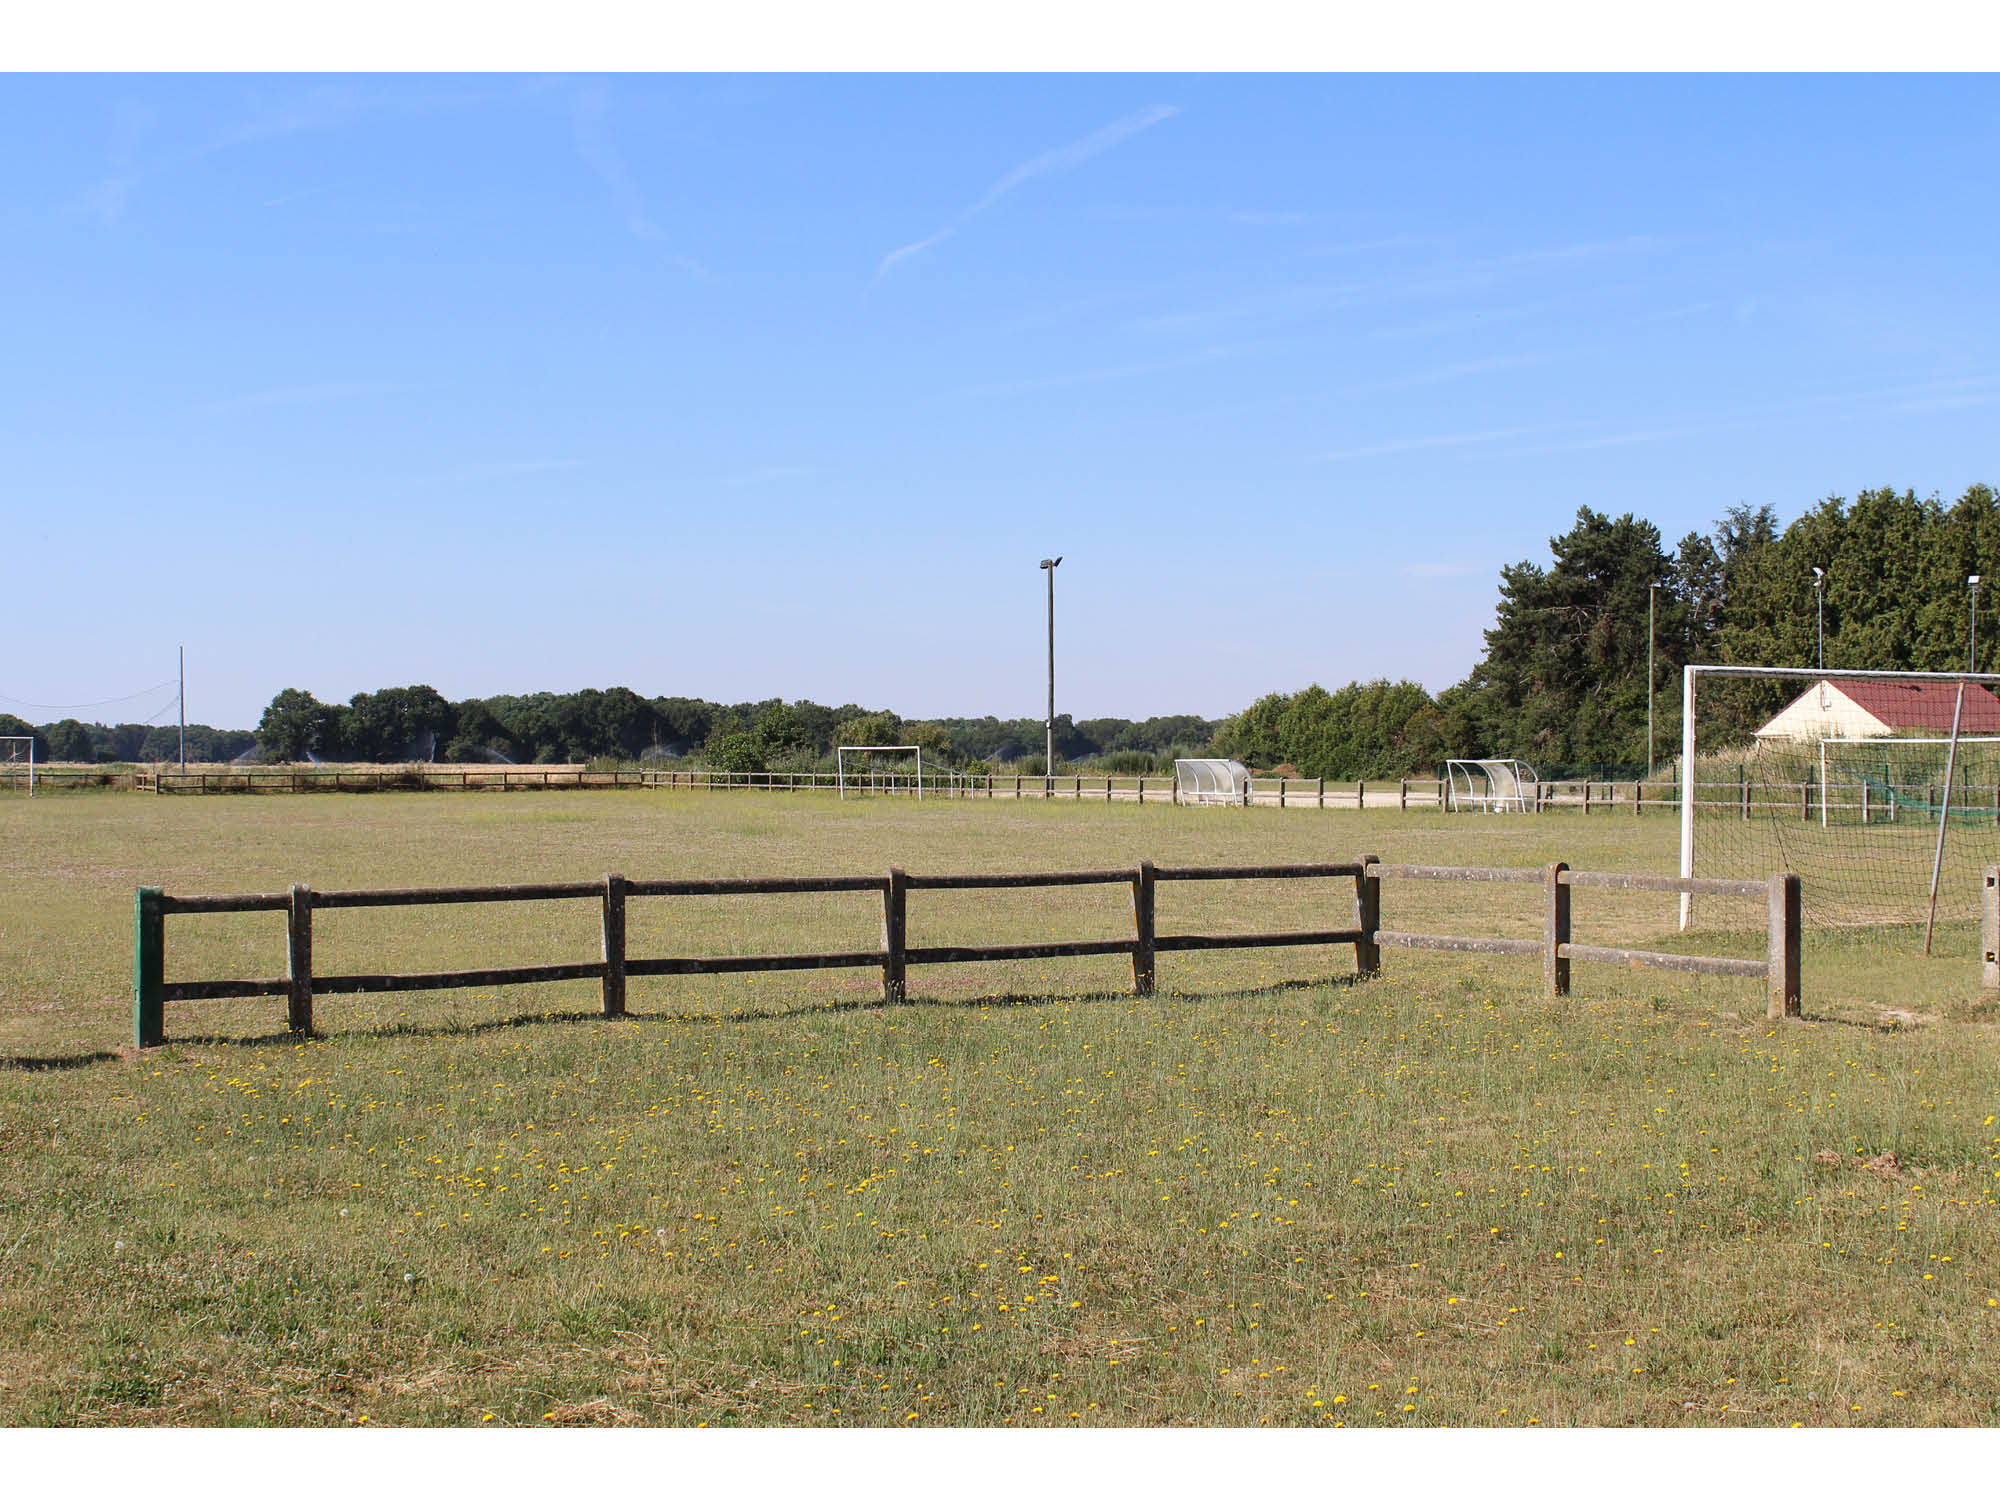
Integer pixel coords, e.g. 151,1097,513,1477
1399,778,1408,810
1279,778,1286,808
1131,861,1156,996
1984,867,2000,996
1317,777,1326,809
1768,872,1802,1019
1583,781,1591,815
881,868,907,1003
1633,780,1642,816
1355,780,1365,811
287,884,314,1036
602,873,627,1018
1544,862,1570,997
1354,855,1381,978
134,887,165,1049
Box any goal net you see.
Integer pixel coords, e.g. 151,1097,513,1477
1680,665,2000,939
1445,758,1537,813
837,745,926,800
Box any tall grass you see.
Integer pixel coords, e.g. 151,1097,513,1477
1,792,1995,1426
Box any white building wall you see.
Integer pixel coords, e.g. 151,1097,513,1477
1752,682,1891,743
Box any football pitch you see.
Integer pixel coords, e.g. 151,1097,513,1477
1,791,1996,1425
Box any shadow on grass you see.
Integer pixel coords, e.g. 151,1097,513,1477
0,1051,121,1071
134,971,1374,1052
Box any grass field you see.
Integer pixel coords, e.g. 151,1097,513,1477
2,790,1997,1426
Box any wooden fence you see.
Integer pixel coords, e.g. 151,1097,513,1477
25,765,2000,821
131,858,1802,1046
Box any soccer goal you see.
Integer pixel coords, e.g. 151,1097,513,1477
837,745,926,801
1679,664,2000,941
1173,758,1250,806
1444,759,1537,813
1,736,33,796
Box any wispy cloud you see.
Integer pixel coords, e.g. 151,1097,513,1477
1143,237,1660,336
871,104,1178,287
205,381,418,415
1496,374,2000,457
1312,425,1550,462
957,343,1262,399
1336,353,1554,400
75,100,153,226
570,86,707,277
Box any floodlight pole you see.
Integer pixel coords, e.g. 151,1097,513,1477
1647,584,1658,781
1040,556,1062,791
1970,575,1982,672
178,645,186,770
1812,567,1825,672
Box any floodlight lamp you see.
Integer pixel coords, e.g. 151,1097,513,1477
1811,566,1824,583
1971,575,1983,587
1040,556,1062,569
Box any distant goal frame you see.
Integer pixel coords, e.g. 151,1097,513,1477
836,744,926,801
0,736,33,797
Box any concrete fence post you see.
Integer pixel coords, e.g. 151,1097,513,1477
1984,868,2000,996
1768,872,1802,1019
881,868,908,1003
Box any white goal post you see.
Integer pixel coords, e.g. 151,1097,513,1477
837,744,925,801
1,736,33,797
1679,663,2000,929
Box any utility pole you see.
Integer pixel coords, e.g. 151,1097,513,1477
1039,556,1062,786
1970,575,1983,672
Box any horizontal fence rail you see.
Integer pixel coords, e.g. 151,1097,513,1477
131,860,1382,1046
131,855,1804,1046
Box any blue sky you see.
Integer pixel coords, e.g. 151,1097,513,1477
5,72,1999,730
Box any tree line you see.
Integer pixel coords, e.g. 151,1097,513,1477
240,687,1223,773
0,714,255,766
1215,484,2000,779
17,484,1988,776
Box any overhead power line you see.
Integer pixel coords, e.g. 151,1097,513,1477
0,680,179,713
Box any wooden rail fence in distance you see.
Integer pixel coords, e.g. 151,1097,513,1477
131,858,1802,1046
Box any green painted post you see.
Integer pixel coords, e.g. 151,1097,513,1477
134,887,165,1048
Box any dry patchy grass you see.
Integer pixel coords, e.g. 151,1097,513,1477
1,790,1995,1426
